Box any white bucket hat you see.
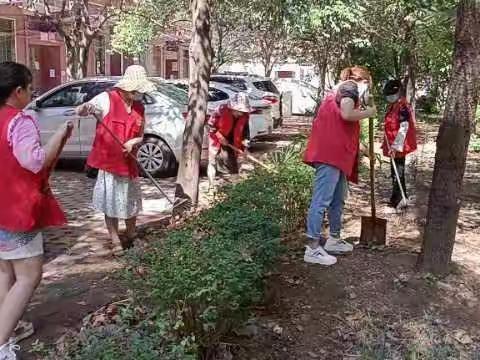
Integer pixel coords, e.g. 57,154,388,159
115,65,155,94
228,92,252,113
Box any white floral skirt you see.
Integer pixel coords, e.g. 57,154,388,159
92,170,143,219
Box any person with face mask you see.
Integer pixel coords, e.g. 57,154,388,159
381,80,417,210
207,92,251,192
303,66,377,266
76,65,155,250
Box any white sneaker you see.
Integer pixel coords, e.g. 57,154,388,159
304,246,337,266
0,343,19,360
324,237,354,254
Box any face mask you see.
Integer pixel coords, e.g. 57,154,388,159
386,94,400,103
132,93,143,102
357,82,370,107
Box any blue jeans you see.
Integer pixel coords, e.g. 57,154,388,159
306,164,347,241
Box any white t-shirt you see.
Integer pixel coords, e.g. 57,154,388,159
88,92,111,118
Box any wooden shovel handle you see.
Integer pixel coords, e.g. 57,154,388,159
369,117,376,219
225,143,276,173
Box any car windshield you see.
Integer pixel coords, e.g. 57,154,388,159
253,81,280,94
211,77,248,91
151,80,188,105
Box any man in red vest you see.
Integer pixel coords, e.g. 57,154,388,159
381,80,417,209
207,92,251,192
303,66,377,266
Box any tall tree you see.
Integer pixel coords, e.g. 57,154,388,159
176,0,213,204
27,0,123,79
418,0,480,275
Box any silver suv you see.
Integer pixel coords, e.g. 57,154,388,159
25,78,189,177
210,73,282,127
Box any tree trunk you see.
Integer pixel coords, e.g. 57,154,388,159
177,0,213,205
418,0,480,276
64,35,91,80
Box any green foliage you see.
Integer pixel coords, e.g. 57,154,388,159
125,143,312,355
112,12,156,56
62,142,312,359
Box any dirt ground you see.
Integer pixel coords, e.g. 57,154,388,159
231,122,480,359
20,117,480,359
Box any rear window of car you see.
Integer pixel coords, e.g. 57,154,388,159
152,80,188,105
211,77,248,91
209,88,229,102
253,81,280,94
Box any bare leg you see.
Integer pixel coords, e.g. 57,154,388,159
0,260,14,306
125,217,137,239
0,256,42,345
207,163,217,191
105,215,120,243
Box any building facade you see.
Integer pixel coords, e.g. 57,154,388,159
0,2,190,94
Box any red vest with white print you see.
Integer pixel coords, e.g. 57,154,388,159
303,93,360,183
208,105,249,151
87,90,145,178
382,97,417,157
0,106,66,232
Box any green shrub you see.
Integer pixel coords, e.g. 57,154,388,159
126,142,311,357
56,142,313,359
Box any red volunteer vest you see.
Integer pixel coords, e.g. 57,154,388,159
209,105,249,151
87,90,145,178
0,106,66,232
304,93,360,183
382,97,417,158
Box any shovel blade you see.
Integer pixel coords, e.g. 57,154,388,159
360,216,387,246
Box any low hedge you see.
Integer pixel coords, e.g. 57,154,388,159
54,141,313,359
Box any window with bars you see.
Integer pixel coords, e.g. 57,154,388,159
0,18,15,63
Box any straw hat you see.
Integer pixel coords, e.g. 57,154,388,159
115,65,155,94
228,92,252,113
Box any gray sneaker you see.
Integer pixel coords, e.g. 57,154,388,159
0,343,19,360
304,246,337,266
324,237,353,254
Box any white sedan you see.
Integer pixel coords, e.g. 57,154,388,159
25,77,189,177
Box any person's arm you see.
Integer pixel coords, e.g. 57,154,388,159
124,117,145,153
76,92,110,118
208,107,228,146
9,115,72,173
391,107,410,153
340,97,377,122
43,122,74,169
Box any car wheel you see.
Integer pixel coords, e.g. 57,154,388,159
137,136,177,177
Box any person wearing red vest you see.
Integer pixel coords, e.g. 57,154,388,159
76,65,154,250
381,80,417,209
207,92,251,192
0,62,72,358
303,66,377,266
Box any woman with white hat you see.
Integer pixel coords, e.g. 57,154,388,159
76,65,155,250
207,92,252,192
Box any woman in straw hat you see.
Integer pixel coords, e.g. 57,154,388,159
207,92,252,192
76,65,155,250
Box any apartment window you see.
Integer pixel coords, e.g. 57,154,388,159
0,18,15,62
94,37,106,75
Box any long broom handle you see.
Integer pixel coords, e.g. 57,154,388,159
91,113,175,205
384,133,408,204
368,117,376,219
224,143,277,173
